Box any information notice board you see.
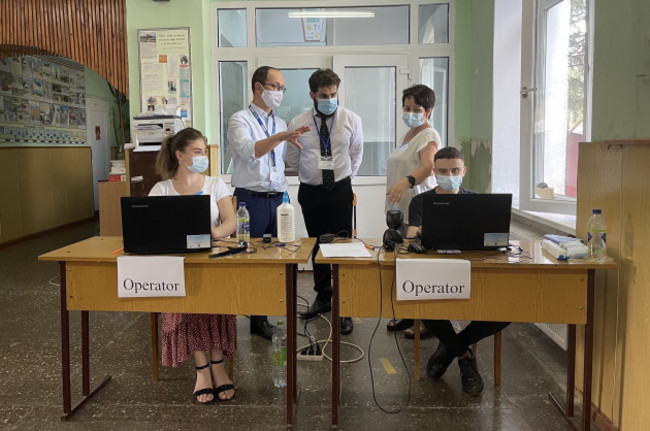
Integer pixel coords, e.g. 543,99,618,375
138,28,192,125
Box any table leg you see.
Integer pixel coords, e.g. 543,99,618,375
82,311,90,396
332,264,340,429
286,263,297,428
550,270,592,431
58,263,112,421
581,269,595,431
60,262,72,417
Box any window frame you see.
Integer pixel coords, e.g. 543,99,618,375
211,0,456,177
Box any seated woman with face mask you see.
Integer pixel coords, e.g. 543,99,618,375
385,84,440,335
148,128,237,404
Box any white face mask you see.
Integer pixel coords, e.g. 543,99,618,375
186,155,209,173
261,89,283,110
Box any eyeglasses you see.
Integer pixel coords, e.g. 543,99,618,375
263,82,287,93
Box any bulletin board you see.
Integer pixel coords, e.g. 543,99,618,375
138,28,192,125
0,56,87,146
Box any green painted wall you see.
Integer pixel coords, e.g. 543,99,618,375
591,0,650,140
454,0,494,143
454,0,494,192
126,0,213,138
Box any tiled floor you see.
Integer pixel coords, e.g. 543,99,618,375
0,220,595,430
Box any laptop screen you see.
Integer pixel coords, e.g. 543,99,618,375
420,193,512,250
121,195,212,254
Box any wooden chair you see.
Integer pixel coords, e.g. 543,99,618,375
412,319,502,385
150,196,238,381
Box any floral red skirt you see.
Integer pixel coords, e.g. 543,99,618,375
161,313,237,368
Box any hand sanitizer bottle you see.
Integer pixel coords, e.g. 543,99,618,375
276,192,295,243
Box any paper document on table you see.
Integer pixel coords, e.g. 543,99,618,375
320,242,372,258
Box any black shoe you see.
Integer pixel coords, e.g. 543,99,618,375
404,325,436,340
300,298,332,319
340,317,353,335
386,318,414,332
458,349,484,396
426,342,454,380
250,320,276,341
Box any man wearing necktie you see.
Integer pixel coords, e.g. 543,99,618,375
228,66,309,341
286,69,364,335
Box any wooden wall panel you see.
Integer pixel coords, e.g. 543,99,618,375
576,140,650,428
0,147,94,245
0,0,128,97
0,150,22,243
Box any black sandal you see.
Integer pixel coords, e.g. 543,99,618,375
387,319,414,332
193,363,215,405
211,359,235,401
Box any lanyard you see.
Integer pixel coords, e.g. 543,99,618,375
249,105,277,167
313,114,335,153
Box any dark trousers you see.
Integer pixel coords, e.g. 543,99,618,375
298,177,353,302
234,188,284,324
422,320,511,358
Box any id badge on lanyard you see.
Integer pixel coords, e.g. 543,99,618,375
318,156,335,170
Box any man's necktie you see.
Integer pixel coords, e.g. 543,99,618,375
319,115,335,191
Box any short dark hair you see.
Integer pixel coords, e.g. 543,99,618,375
434,146,464,162
156,128,207,179
251,66,277,93
308,69,341,93
402,84,435,111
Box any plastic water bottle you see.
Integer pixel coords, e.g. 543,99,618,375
587,209,607,263
236,202,250,247
276,192,295,243
272,320,287,388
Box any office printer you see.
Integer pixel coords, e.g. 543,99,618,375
131,114,185,151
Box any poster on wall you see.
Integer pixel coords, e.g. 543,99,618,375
0,55,86,145
138,28,192,125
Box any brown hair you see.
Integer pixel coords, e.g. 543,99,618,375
308,68,341,93
155,128,207,179
402,84,436,112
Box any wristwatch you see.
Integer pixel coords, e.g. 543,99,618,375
406,175,415,188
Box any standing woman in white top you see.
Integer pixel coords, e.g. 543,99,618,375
148,128,237,404
385,85,440,334
386,84,441,230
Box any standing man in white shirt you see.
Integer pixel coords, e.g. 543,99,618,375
286,68,363,335
227,66,309,341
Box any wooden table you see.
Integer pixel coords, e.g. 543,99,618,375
39,236,316,428
316,240,615,431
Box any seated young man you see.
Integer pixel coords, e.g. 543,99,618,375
406,146,510,396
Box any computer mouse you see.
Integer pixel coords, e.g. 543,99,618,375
407,241,426,254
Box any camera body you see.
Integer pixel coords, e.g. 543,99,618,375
383,209,404,251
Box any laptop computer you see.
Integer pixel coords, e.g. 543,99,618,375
420,193,512,251
121,195,212,254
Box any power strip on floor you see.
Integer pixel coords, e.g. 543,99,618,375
297,345,324,361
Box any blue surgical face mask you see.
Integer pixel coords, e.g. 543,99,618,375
316,97,338,115
186,155,209,173
402,112,425,128
436,175,463,191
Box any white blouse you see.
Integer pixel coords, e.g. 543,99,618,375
385,127,441,221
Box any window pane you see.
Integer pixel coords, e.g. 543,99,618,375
419,57,449,147
419,3,449,44
219,61,247,173
533,0,585,200
273,68,318,126
343,66,396,176
256,6,409,47
218,9,247,47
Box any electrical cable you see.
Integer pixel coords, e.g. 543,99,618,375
296,296,365,363
367,247,412,414
48,274,60,287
